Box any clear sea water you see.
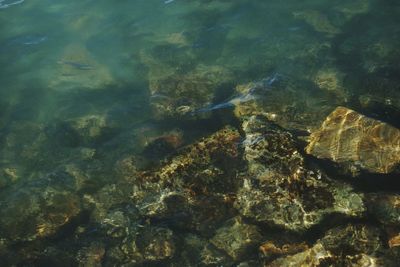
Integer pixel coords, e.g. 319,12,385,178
0,0,400,266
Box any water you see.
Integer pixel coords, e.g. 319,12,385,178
192,73,282,114
0,0,400,266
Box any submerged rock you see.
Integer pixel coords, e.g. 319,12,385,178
333,0,370,22
357,93,400,128
259,240,309,263
319,224,384,255
269,224,387,267
140,46,235,119
173,234,234,267
232,77,339,133
0,172,81,242
358,94,400,115
132,127,241,234
268,243,333,267
138,226,176,262
388,232,400,249
292,10,340,36
66,114,116,145
142,129,185,160
140,126,242,193
106,225,175,265
210,217,263,261
50,43,114,91
148,63,234,119
85,182,136,228
234,115,365,232
366,193,400,226
313,67,349,101
76,242,105,267
306,106,400,175
0,165,20,188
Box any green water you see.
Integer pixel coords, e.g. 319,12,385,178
0,0,400,266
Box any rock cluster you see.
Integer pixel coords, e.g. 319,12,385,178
2,108,400,266
235,115,365,232
1,0,400,265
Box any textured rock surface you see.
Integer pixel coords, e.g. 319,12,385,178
0,172,81,242
313,67,349,101
173,234,234,267
259,241,309,262
319,224,384,255
268,243,333,267
106,226,175,265
138,126,242,193
76,242,106,267
306,106,400,175
64,114,115,146
138,227,176,262
130,127,241,236
366,193,400,226
89,127,245,265
234,115,365,232
210,217,263,261
269,224,387,267
141,48,234,119
232,78,339,133
388,232,400,248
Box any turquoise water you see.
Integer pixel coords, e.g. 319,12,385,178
1,0,400,266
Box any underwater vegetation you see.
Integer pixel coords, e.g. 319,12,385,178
0,0,400,266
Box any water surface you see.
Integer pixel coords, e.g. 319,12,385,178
1,0,400,266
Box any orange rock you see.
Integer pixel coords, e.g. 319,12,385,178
259,241,309,260
388,233,400,248
306,106,400,175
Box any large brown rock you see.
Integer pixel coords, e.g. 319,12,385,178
306,106,400,175
130,127,241,234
